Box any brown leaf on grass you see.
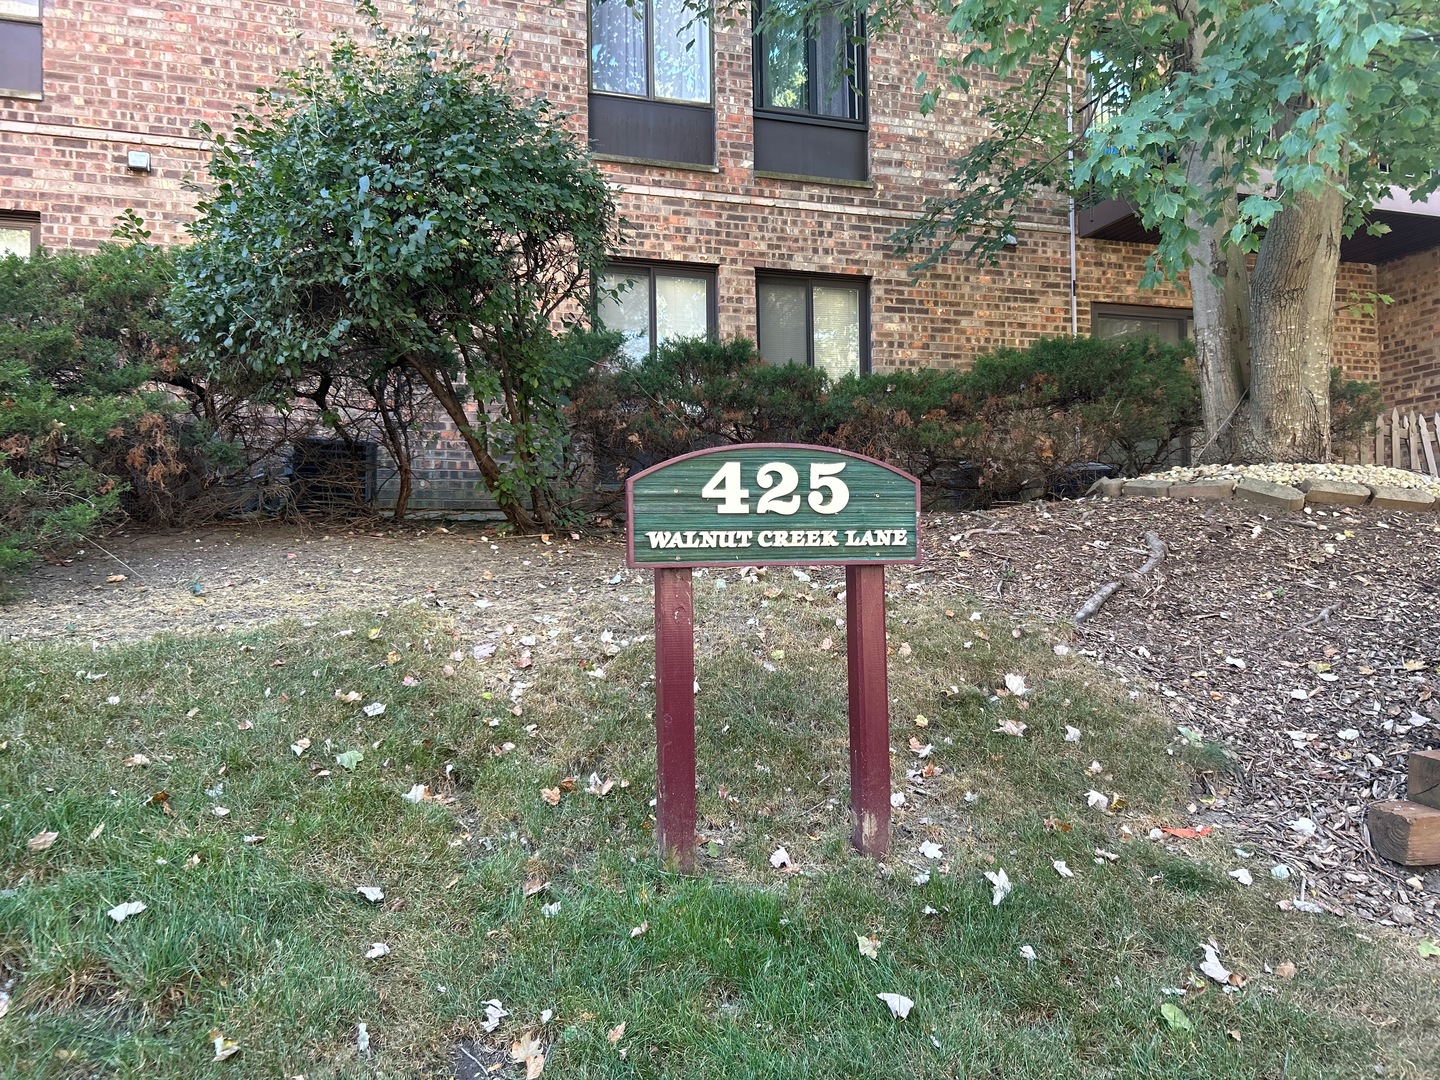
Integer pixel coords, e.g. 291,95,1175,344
208,1028,240,1061
540,787,561,806
106,574,127,583
629,922,649,939
143,790,170,807
511,1032,545,1078
606,1022,626,1045
856,934,880,960
236,720,253,731
123,754,150,767
558,776,577,792
523,877,549,898
27,830,58,852
1275,961,1297,979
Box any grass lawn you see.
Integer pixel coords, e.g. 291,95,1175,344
2,574,1436,1078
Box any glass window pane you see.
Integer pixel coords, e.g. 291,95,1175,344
760,24,807,110
653,0,710,102
598,271,652,362
654,273,709,343
0,225,33,258
591,0,647,97
812,285,861,380
813,13,858,118
757,280,809,366
1094,313,1184,344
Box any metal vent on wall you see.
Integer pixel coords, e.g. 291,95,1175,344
290,437,375,514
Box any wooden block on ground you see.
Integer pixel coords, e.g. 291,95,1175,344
1299,478,1371,506
1122,478,1171,498
1367,800,1440,866
1367,484,1436,512
1408,750,1440,810
1233,478,1305,512
1169,480,1235,500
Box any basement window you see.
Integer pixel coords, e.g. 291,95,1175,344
0,210,39,257
1092,304,1192,345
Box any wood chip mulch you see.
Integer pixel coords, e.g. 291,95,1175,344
920,495,1440,934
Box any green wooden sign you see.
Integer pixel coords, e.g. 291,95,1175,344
626,444,921,567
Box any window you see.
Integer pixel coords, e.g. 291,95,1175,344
757,274,868,380
598,263,715,362
753,3,867,181
0,211,39,257
589,0,714,166
1092,304,1192,345
0,0,41,99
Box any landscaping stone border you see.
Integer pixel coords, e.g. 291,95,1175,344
1091,474,1437,513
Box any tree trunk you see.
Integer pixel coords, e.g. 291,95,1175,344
1184,144,1252,460
1244,185,1343,462
406,358,539,532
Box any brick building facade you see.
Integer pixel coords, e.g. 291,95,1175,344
2,2,1437,506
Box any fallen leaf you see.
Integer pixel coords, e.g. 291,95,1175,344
365,942,390,960
1019,945,1037,962
87,823,105,841
1275,961,1298,978
586,773,616,797
335,749,363,770
335,690,362,703
523,877,549,897
857,934,880,960
984,869,1012,906
1228,868,1253,887
242,834,265,845
362,702,386,718
356,886,385,902
511,1031,545,1078
606,1022,626,1045
123,754,150,767
1160,826,1212,839
1003,673,1030,696
208,1028,240,1061
1085,790,1110,813
27,830,58,853
877,992,914,1020
769,846,793,869
1064,725,1081,743
107,900,147,923
357,1023,370,1054
402,784,429,804
1198,940,1232,984
211,806,230,818
1160,1002,1194,1033
236,720,253,731
992,719,1027,737
540,787,561,806
290,738,311,756
1418,940,1440,959
919,840,943,860
1052,859,1074,878
106,574,127,583
629,922,649,938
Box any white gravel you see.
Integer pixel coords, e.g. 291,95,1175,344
1146,461,1440,497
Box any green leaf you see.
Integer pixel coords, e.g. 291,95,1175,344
336,749,364,771
1419,939,1440,959
1160,1002,1195,1032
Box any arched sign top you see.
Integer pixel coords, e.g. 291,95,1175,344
626,443,921,569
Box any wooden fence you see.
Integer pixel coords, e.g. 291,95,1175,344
1337,408,1440,476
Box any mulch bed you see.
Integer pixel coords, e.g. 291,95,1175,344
3,497,1437,930
919,495,1440,932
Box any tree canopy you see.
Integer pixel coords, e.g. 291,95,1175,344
754,0,1440,461
172,7,618,528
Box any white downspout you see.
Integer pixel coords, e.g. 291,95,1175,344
1066,9,1079,335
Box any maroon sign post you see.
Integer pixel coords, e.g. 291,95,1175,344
626,444,921,867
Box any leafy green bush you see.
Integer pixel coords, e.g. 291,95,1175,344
569,337,831,488
0,242,194,580
571,334,1200,507
1329,367,1383,458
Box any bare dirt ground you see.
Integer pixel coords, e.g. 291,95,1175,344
3,497,1438,930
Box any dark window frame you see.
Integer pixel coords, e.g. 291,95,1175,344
0,0,42,100
756,270,871,376
598,260,719,360
0,210,40,256
1091,303,1193,342
587,0,714,106
752,2,868,126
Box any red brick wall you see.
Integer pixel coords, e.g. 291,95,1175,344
1377,247,1440,414
0,2,1425,426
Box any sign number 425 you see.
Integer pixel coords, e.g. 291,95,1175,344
699,461,850,516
